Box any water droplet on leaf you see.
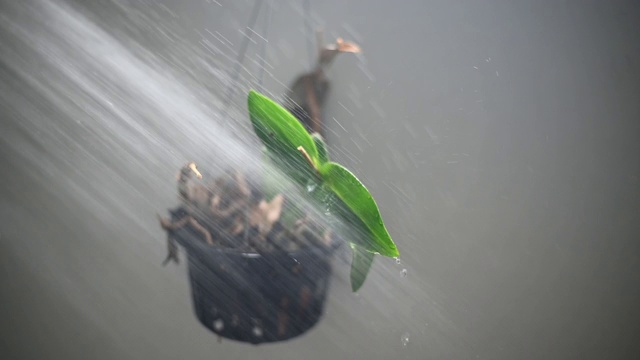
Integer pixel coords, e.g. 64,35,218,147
213,319,224,331
306,182,317,193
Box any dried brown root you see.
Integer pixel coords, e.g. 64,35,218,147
189,184,213,212
162,237,179,266
157,214,182,265
158,214,214,245
335,38,361,53
290,216,334,249
188,162,202,179
163,165,336,253
210,194,247,218
234,170,251,197
249,194,284,236
322,229,334,247
187,217,214,245
158,214,189,230
208,169,251,220
230,214,245,236
177,162,203,203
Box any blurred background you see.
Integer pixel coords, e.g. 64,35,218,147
1,0,639,359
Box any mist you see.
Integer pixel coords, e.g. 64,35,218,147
1,1,639,359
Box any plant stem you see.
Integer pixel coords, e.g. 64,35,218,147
297,146,318,173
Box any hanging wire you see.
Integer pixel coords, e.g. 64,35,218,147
256,0,273,92
221,0,263,119
302,0,315,70
221,0,312,126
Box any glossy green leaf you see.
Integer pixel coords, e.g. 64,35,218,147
247,90,400,291
350,244,375,292
248,90,318,184
319,162,399,257
311,133,329,164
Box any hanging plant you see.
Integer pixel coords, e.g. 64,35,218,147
157,89,399,344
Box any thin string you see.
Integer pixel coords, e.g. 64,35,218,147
244,0,273,241
221,0,263,121
256,0,273,92
303,0,315,70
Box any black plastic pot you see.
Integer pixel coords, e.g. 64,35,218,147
169,211,333,344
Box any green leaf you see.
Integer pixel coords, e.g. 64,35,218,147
311,133,329,164
350,244,375,292
248,90,318,184
319,162,399,257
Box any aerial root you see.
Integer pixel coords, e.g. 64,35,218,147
188,217,214,245
162,237,179,266
157,214,214,245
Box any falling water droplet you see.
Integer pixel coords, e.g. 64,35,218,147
401,268,408,277
306,182,317,193
395,257,401,265
401,332,410,346
213,319,224,331
252,326,263,337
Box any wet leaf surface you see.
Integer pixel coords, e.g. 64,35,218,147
248,90,318,185
319,162,398,257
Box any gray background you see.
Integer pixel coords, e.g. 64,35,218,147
1,0,639,359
